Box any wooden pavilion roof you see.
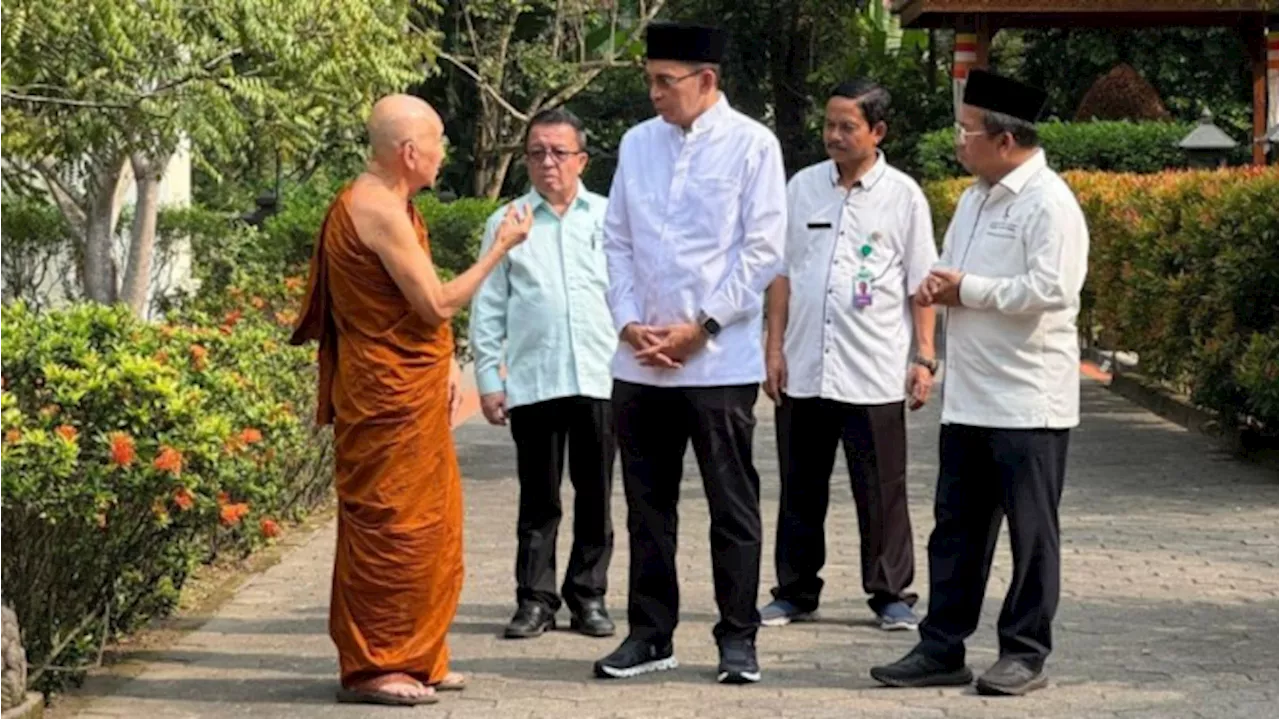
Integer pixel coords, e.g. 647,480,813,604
893,0,1280,29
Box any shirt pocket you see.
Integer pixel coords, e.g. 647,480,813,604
686,175,740,242
973,218,1025,273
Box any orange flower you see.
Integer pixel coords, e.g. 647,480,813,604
228,286,244,299
173,486,195,511
224,309,243,326
240,428,263,445
40,405,61,419
223,435,244,454
4,428,21,444
284,276,304,293
160,325,176,339
108,432,136,467
189,344,208,371
219,502,250,526
154,350,170,365
260,518,282,538
153,446,183,476
274,309,298,327
55,424,78,442
216,491,231,506
250,296,266,310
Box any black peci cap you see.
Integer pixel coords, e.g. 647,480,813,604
645,21,727,64
962,69,1048,123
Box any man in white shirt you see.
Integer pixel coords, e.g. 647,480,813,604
871,69,1088,697
757,78,938,634
591,21,786,685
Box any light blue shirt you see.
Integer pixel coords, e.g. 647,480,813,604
469,183,616,409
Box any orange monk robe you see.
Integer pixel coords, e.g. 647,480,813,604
289,186,463,688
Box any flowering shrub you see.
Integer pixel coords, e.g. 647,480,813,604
923,166,1279,434
1,272,330,692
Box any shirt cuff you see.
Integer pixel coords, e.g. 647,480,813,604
958,273,995,309
476,366,505,396
612,305,642,336
699,294,736,329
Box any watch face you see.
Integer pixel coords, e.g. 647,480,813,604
704,318,721,336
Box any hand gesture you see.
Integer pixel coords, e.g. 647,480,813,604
480,391,508,426
906,364,934,411
919,269,963,307
621,323,681,369
495,203,534,251
634,322,706,369
764,349,787,404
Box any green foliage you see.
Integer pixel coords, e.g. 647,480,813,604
1018,27,1255,133
915,120,1256,181
803,3,952,177
1,195,79,308
1,282,326,694
924,167,1279,434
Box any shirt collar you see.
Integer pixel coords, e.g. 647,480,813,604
828,151,887,190
993,149,1046,195
678,93,731,136
526,181,592,215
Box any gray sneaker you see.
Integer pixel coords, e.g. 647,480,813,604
876,601,919,631
759,599,815,627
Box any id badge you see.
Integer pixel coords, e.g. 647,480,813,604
855,278,875,307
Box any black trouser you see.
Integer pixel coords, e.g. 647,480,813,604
917,424,1070,671
613,380,762,644
508,396,615,614
771,396,916,613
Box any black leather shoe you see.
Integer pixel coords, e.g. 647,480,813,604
870,650,973,688
503,602,555,639
570,602,616,637
976,657,1048,696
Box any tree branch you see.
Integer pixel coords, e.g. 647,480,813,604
1,90,131,109
537,0,665,111
438,51,529,123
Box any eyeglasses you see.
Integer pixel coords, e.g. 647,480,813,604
644,69,705,90
953,122,986,145
525,147,585,164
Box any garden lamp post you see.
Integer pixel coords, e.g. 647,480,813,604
1178,108,1239,168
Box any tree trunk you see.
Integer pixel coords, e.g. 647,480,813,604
81,157,128,304
770,1,809,174
119,153,166,316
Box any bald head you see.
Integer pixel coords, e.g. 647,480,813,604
368,94,442,157
366,94,446,190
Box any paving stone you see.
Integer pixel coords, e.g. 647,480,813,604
62,380,1278,718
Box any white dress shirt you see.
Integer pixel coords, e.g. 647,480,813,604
781,155,937,405
939,149,1089,429
604,94,787,387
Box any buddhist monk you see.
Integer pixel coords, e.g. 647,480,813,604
290,94,533,706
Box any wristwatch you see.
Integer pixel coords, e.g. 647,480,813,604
696,310,721,337
913,355,938,375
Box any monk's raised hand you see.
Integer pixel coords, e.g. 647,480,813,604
496,202,534,251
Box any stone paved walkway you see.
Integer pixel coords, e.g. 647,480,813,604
67,379,1278,718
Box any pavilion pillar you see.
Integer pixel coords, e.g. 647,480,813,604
1268,29,1278,149
1249,17,1269,165
952,15,992,120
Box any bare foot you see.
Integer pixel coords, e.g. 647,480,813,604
434,671,467,690
358,672,435,700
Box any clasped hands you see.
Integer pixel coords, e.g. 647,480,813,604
915,268,964,307
621,321,707,369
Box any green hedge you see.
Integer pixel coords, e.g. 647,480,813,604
0,179,499,694
1,271,327,692
915,120,1252,181
923,167,1279,434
